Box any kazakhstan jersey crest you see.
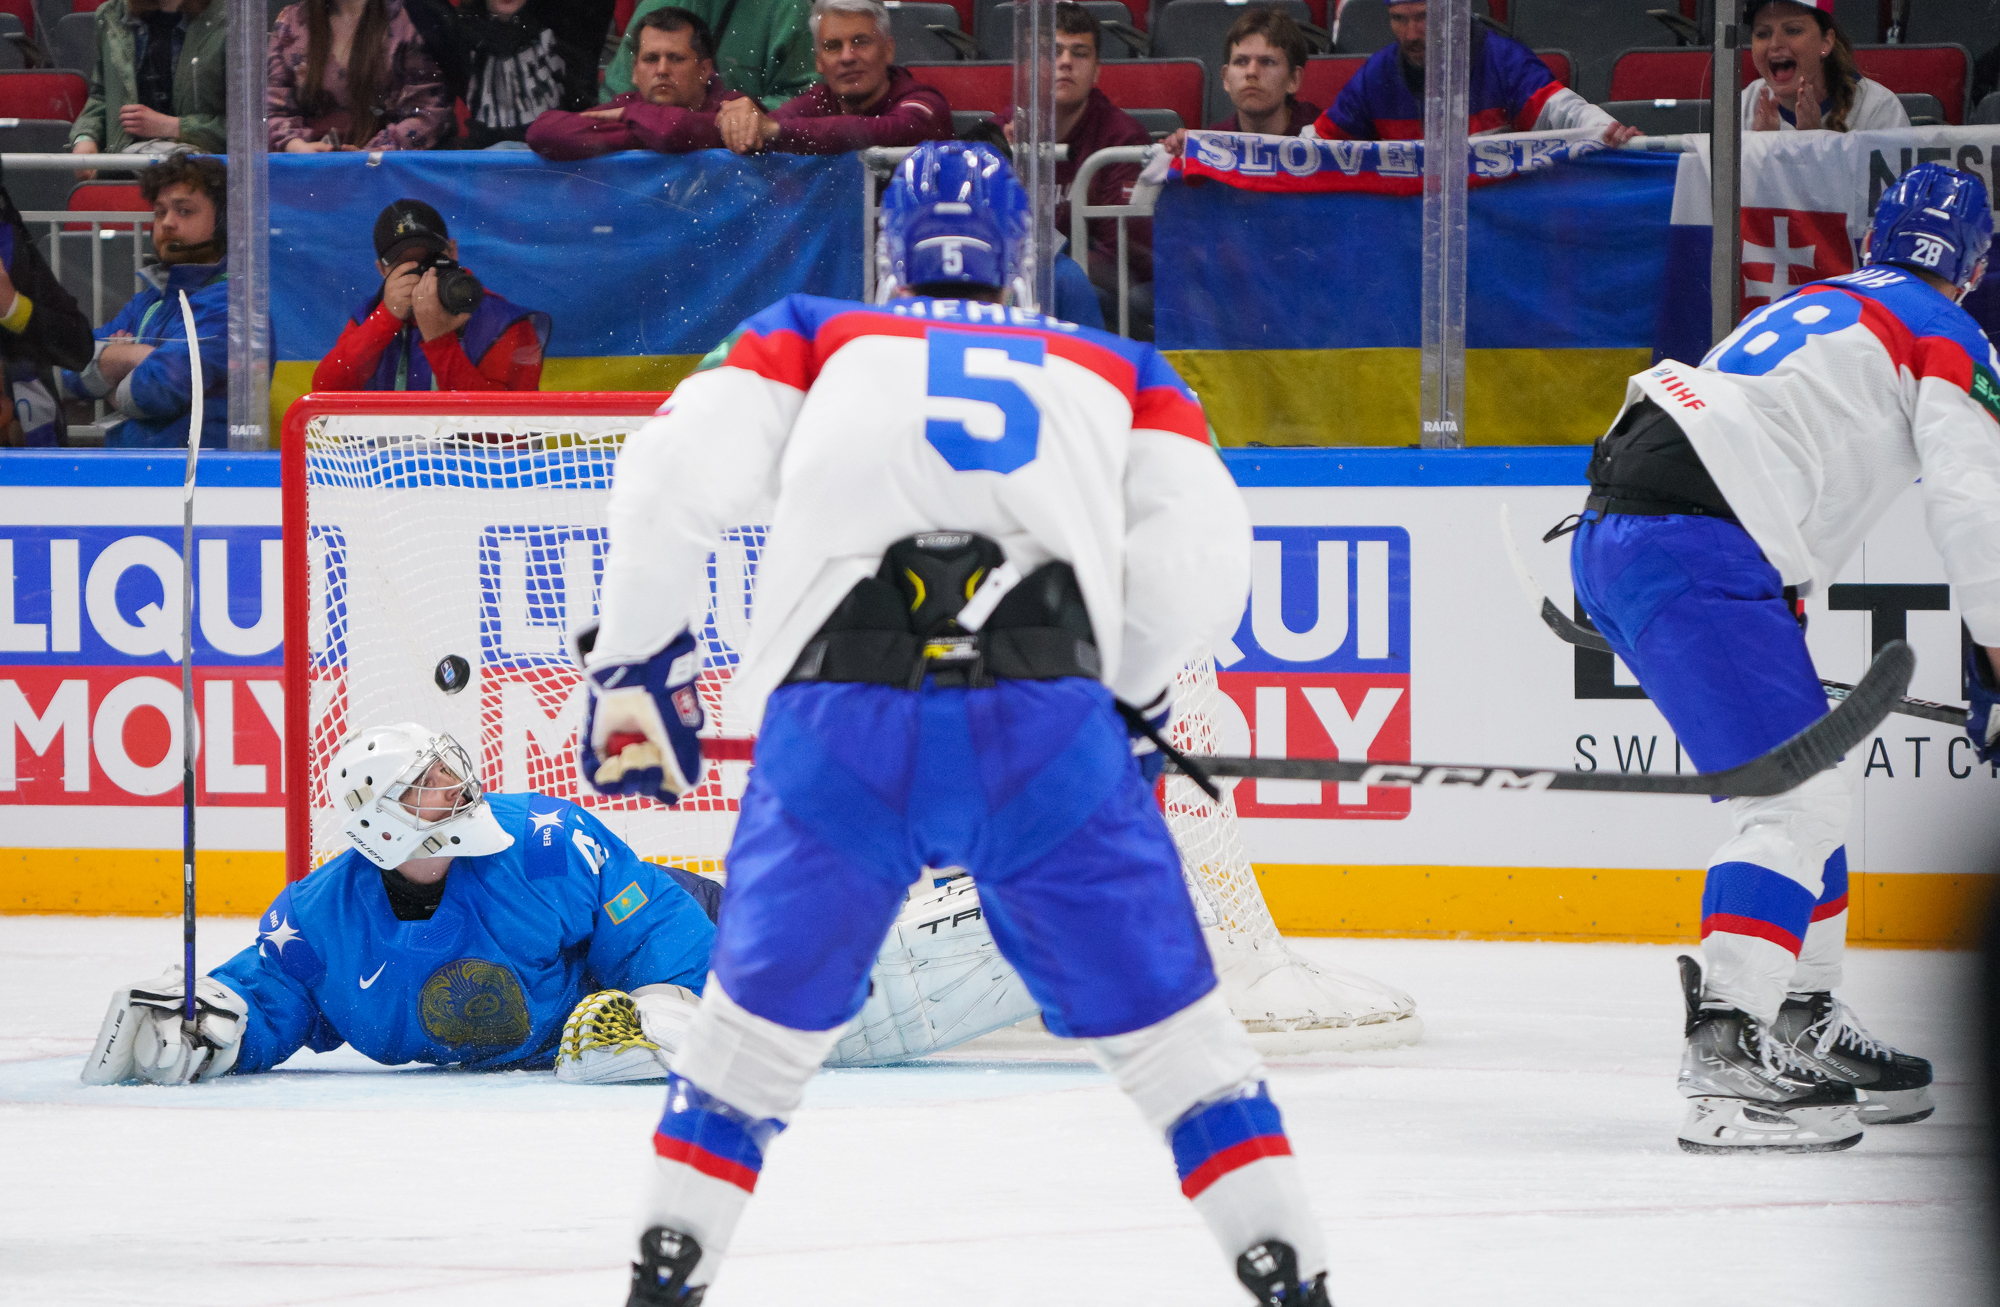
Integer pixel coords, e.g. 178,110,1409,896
419,958,532,1048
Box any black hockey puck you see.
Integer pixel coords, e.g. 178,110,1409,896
434,654,472,695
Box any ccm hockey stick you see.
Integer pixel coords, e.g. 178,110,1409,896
1497,505,1965,727
177,291,202,1030
1166,639,1912,798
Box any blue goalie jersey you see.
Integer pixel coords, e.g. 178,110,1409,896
211,794,716,1073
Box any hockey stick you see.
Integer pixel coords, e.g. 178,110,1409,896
1165,639,1912,798
1497,505,1965,727
178,290,201,1030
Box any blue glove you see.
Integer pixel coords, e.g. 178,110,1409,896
575,627,706,804
1125,692,1173,786
1965,636,2000,765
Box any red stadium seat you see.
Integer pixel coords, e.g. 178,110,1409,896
1096,59,1204,133
1853,43,1969,124
614,0,636,35
0,0,30,38
64,180,147,234
1536,48,1571,86
1299,53,1365,110
0,69,86,119
907,60,1013,115
1608,47,1711,101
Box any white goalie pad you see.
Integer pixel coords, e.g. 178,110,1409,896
1208,930,1424,1054
827,877,1042,1068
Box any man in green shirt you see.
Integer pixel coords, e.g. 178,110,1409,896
602,0,819,109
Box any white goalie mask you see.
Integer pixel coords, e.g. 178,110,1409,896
330,724,514,870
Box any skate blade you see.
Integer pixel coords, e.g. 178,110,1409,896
1678,1097,1863,1154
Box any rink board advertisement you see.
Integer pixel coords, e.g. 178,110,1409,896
1,446,1992,943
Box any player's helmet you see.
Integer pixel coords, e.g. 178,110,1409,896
1865,162,1993,295
329,723,514,870
877,141,1030,299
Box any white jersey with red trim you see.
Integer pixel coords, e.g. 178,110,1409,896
592,293,1251,728
1626,265,2000,643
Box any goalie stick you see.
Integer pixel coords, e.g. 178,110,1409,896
1497,505,1965,727
177,290,202,1031
1165,639,1913,798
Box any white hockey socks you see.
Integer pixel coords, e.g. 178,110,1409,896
1090,989,1326,1279
1787,848,1850,997
640,978,845,1288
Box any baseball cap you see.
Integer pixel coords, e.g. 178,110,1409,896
373,199,450,265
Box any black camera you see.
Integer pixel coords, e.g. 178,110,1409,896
410,251,484,316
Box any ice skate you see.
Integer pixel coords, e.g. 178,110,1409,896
1771,991,1934,1125
627,1227,705,1306
1236,1240,1333,1306
1674,956,1862,1155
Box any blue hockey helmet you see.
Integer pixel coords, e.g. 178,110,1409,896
1865,162,1994,294
879,141,1029,297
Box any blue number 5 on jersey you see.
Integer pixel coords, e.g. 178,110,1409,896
924,327,1046,474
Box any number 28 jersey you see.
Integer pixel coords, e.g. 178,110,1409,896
592,294,1252,728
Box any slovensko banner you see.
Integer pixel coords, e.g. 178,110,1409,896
1159,128,1612,195
1653,127,2000,366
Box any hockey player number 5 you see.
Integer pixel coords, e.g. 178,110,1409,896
924,328,1046,474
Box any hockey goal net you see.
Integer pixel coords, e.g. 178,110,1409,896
283,394,1418,1051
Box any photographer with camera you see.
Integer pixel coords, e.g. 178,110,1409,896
312,199,551,392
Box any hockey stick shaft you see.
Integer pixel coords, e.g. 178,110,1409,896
1166,640,1914,798
179,290,201,1028
1498,506,1964,726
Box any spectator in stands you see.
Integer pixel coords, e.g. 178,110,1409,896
68,0,228,165
957,119,1104,329
405,0,617,149
314,200,551,392
602,0,818,110
527,8,745,159
1744,0,1907,132
60,152,228,449
713,0,951,155
268,0,453,151
1000,4,1152,303
0,182,93,446
1161,8,1320,155
1311,0,1641,144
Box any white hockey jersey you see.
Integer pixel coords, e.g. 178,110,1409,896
1625,264,2000,643
592,293,1252,727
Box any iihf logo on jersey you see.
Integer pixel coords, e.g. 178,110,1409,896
1213,527,1412,821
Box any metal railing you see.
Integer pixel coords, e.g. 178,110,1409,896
1067,144,1153,338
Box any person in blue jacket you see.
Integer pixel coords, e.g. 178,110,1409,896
81,722,721,1086
59,150,230,449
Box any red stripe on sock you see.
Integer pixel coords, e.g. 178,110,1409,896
1700,912,1803,954
1179,1135,1292,1200
653,1133,760,1193
1809,893,1848,922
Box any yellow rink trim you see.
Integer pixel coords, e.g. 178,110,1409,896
1162,347,1652,448
3,848,287,916
1258,863,1998,949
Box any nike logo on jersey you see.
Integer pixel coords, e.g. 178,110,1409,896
359,963,386,988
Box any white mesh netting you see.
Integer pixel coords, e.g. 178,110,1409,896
300,409,1417,1046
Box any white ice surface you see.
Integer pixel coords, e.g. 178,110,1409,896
1,916,1989,1305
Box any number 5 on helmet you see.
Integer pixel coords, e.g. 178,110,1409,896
570,624,706,803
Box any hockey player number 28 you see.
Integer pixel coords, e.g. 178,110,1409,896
924,327,1046,475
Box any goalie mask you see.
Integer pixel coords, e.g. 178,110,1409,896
876,141,1030,303
330,724,514,869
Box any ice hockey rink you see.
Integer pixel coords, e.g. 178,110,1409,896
1,916,1988,1307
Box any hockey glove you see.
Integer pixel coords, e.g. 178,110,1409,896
1965,635,2000,765
573,624,705,804
80,967,247,1086
1124,690,1174,786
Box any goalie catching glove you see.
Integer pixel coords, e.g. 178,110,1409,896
80,966,247,1086
554,985,701,1084
571,624,706,804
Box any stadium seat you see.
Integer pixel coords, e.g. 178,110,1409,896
885,3,975,63
1895,91,1945,125
1608,47,1707,101
33,0,104,45
1899,0,2000,72
52,9,93,77
1124,105,1182,138
1975,91,2000,126
1601,97,1706,135
0,3,27,40
0,69,86,119
0,14,22,39
1097,57,1204,131
1535,48,1569,86
1507,0,1673,103
908,59,1014,115
0,33,21,69
1152,0,1311,122
0,119,75,212
1332,0,1487,55
64,178,145,232
980,1,1143,61
1852,44,1969,125
1298,53,1363,111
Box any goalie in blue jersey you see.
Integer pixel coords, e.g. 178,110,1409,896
80,721,1040,1087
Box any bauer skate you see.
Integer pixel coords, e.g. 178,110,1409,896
1236,1240,1333,1306
1771,991,1934,1125
627,1227,704,1306
1675,956,1862,1155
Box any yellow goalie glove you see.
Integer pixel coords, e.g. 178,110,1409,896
554,985,700,1085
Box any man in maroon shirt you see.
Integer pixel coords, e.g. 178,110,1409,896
1001,3,1152,299
715,0,951,154
1163,8,1321,153
527,8,745,159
